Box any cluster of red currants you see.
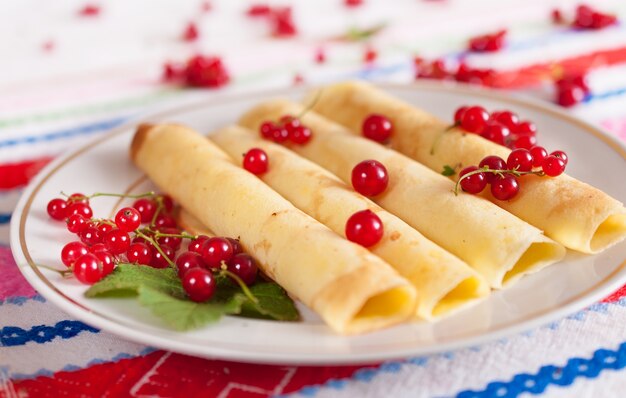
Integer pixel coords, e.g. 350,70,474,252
555,74,590,108
259,115,313,145
552,4,618,30
468,30,507,53
246,4,297,37
414,58,496,87
47,192,258,302
162,54,230,88
458,147,568,200
453,106,539,150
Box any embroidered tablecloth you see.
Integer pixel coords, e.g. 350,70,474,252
1,1,626,397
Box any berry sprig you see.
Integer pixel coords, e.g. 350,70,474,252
451,106,539,150
414,58,496,86
452,147,568,200
468,29,507,53
552,4,618,30
258,90,322,145
162,54,230,88
46,191,260,303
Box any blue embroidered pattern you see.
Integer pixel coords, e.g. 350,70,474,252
456,342,626,398
0,320,99,346
0,213,10,224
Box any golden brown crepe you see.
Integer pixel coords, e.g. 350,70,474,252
131,123,417,334
239,100,565,289
305,81,626,254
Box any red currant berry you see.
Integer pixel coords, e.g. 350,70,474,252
260,121,276,139
460,106,489,134
89,243,109,254
491,111,519,131
550,150,568,165
479,155,507,183
227,253,258,285
280,115,301,133
189,235,210,254
551,8,563,24
459,166,487,194
481,122,510,145
154,214,177,228
61,241,89,267
226,237,243,255
132,198,157,223
103,229,131,255
530,146,548,167
243,148,269,175
97,222,114,236
185,55,230,88
67,193,89,204
150,245,175,268
362,114,393,143
175,251,206,277
67,202,93,219
156,227,182,250
66,214,88,234
514,121,537,137
542,156,566,177
512,135,537,150
290,125,313,145
557,83,585,107
160,195,174,213
201,237,234,268
47,198,68,221
126,242,152,265
182,22,199,42
182,268,216,302
73,254,104,284
79,226,102,246
93,251,115,277
115,207,141,232
491,175,520,200
270,126,289,143
507,148,534,172
454,106,468,124
351,160,389,197
557,74,590,95
345,209,384,247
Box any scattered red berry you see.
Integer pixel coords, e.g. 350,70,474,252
551,9,564,24
573,5,617,30
243,148,269,175
292,73,304,85
363,47,377,64
469,30,506,52
42,40,55,52
459,166,487,194
344,0,364,7
491,175,520,200
201,237,234,268
132,198,157,223
345,209,384,247
542,155,566,177
557,74,590,95
73,254,104,284
182,22,199,41
351,160,389,197
270,7,297,37
182,268,216,302
162,62,185,82
115,207,141,232
227,253,258,285
185,55,230,88
61,241,90,267
460,106,489,134
176,251,206,277
315,48,326,63
362,114,393,143
557,83,585,107
47,198,68,221
78,4,100,17
454,63,496,86
126,242,152,265
246,4,271,17
507,149,534,172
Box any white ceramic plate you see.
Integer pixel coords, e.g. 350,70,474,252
10,82,626,365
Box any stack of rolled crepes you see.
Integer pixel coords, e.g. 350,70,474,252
130,82,624,334
305,81,626,254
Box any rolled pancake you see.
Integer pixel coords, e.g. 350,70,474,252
239,100,565,288
210,125,489,319
131,123,417,334
305,81,626,254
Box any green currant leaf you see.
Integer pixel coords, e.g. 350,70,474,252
84,264,186,299
241,282,300,321
137,286,246,331
441,165,456,176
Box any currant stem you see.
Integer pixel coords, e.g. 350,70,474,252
219,264,259,304
430,123,458,155
454,166,545,195
150,196,165,227
91,218,116,226
36,263,73,277
61,191,156,200
145,228,197,240
295,88,323,120
135,230,176,268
